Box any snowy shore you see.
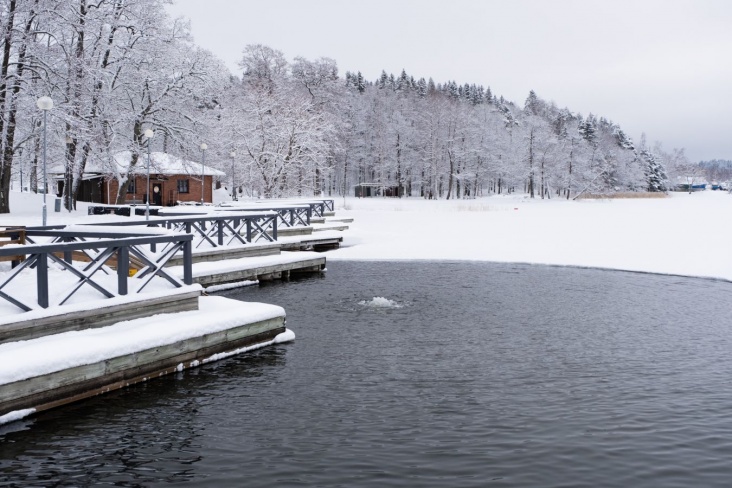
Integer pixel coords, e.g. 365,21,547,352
4,190,731,281
328,191,732,282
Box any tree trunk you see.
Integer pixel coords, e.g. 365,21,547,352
528,128,535,198
0,0,17,213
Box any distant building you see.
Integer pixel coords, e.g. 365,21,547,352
354,183,403,198
50,151,226,206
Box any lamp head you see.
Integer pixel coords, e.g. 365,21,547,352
200,143,208,151
36,96,54,111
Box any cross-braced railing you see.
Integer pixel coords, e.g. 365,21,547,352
217,205,311,228
0,232,193,312
320,199,335,212
82,212,278,251
257,200,327,218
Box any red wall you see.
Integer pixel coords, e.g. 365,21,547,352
103,175,214,205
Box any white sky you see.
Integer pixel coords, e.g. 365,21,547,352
166,0,732,162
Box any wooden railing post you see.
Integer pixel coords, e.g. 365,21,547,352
183,239,193,285
117,246,129,295
36,253,49,308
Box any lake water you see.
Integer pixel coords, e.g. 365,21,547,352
2,261,732,487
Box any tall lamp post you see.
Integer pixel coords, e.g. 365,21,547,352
144,129,154,219
230,151,237,201
36,96,53,226
200,143,207,205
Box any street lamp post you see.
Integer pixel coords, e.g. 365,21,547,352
144,129,154,219
230,151,237,201
36,96,53,226
200,143,207,205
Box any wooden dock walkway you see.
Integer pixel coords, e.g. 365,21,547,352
0,198,350,422
0,296,287,418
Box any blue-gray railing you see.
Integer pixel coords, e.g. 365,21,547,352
81,212,279,250
216,204,311,227
255,199,334,218
0,231,193,312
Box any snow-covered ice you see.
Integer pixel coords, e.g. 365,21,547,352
328,191,732,281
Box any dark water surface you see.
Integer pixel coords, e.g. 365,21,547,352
2,261,732,487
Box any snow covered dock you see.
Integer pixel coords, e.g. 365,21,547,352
0,197,352,422
0,294,291,420
0,225,299,422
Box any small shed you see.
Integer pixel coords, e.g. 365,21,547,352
354,183,403,198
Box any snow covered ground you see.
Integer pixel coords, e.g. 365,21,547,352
328,191,732,281
3,189,730,281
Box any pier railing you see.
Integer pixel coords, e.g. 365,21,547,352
0,231,193,312
83,212,279,250
217,204,311,227
255,199,334,218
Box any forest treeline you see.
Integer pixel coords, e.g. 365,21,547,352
0,0,705,213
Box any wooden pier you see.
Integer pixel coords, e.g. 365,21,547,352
0,198,349,421
0,296,286,418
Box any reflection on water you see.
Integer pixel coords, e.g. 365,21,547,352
2,262,732,487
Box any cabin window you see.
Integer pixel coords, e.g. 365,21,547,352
127,179,136,194
177,179,189,193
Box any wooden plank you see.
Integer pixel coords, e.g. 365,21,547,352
52,250,146,272
280,236,342,251
193,258,326,286
314,224,349,232
277,226,313,237
165,243,283,267
0,290,201,345
0,227,26,263
0,316,285,414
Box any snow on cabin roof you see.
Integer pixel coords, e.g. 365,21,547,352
49,151,226,177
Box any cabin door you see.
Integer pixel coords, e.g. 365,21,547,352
152,183,163,206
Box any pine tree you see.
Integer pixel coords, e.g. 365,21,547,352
578,114,597,145
396,69,409,91
448,81,459,99
417,77,427,97
524,90,540,115
378,70,388,89
642,149,668,192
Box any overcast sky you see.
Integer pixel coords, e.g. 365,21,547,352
165,0,732,162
